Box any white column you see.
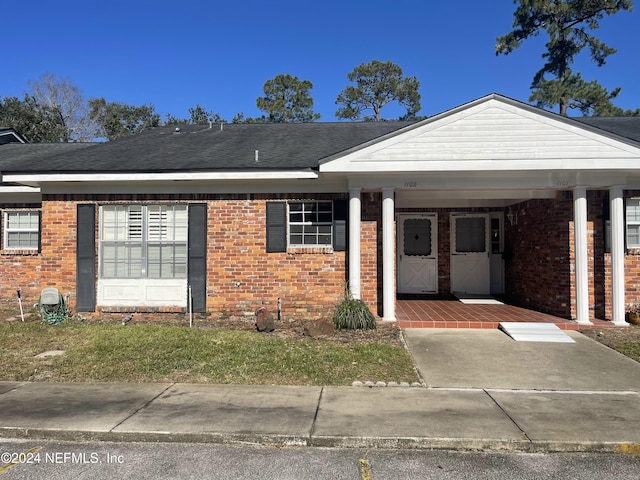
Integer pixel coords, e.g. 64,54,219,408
610,186,626,325
348,187,361,299
573,186,592,325
382,187,396,321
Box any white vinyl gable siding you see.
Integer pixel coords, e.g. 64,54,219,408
320,98,640,174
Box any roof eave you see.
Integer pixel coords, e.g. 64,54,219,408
2,169,319,184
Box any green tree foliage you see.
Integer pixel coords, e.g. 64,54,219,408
0,95,68,142
28,73,98,141
164,113,188,125
189,104,225,125
166,105,226,125
335,60,421,121
88,98,161,141
256,74,320,123
496,0,634,116
231,112,269,124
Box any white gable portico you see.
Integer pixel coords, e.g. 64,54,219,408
321,94,640,325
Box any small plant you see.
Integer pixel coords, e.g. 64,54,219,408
332,284,377,330
626,303,640,325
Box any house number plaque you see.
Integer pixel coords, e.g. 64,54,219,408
404,182,417,188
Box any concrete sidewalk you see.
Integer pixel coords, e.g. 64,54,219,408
0,330,639,453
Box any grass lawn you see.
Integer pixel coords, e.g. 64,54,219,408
581,326,640,363
0,306,419,386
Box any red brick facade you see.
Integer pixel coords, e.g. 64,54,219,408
1,193,372,321
2,190,640,322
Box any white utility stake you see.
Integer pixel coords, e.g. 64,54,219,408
17,289,25,322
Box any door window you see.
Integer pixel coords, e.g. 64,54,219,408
403,218,432,256
455,217,486,252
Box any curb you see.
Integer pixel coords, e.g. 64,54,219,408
2,428,639,454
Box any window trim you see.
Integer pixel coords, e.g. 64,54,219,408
287,200,334,248
3,209,41,251
99,204,188,279
626,198,640,249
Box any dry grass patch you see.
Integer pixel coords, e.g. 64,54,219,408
0,301,418,385
581,326,640,363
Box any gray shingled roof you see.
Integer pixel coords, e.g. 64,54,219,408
2,111,640,176
0,122,413,174
573,117,640,144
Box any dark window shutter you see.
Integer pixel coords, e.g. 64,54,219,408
266,202,287,252
333,200,348,252
76,204,96,312
188,203,207,313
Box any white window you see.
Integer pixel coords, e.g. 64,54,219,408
3,210,40,250
626,198,640,248
100,204,188,279
288,201,333,246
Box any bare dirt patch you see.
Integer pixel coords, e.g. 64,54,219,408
580,325,640,363
0,299,404,348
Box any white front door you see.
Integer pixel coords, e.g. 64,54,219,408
450,213,490,294
398,214,438,294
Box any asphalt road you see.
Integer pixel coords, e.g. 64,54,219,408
1,439,639,479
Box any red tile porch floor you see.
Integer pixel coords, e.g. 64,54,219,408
396,298,620,330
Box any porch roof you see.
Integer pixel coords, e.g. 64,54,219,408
319,95,640,180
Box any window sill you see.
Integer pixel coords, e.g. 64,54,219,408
98,306,186,314
0,249,40,256
287,246,335,255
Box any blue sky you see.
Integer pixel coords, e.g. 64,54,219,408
3,1,638,121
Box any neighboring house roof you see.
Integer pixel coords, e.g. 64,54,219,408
0,143,96,169
0,128,26,144
0,122,414,174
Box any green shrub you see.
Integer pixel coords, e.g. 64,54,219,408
332,285,377,330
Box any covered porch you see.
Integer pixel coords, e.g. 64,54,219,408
319,95,640,328
395,297,618,330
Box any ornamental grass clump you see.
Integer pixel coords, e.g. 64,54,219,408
332,284,377,330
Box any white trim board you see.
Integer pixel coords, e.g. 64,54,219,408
499,322,575,343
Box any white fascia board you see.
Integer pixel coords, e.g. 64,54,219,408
325,158,640,173
0,185,40,193
2,170,319,183
38,177,347,195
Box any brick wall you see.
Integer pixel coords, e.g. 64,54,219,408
205,194,349,320
0,203,46,306
361,193,383,315
504,196,574,318
0,193,365,322
6,190,640,323
607,190,640,319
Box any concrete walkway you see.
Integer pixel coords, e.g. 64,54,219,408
1,329,639,453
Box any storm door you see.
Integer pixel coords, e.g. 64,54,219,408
397,214,438,294
450,213,490,294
